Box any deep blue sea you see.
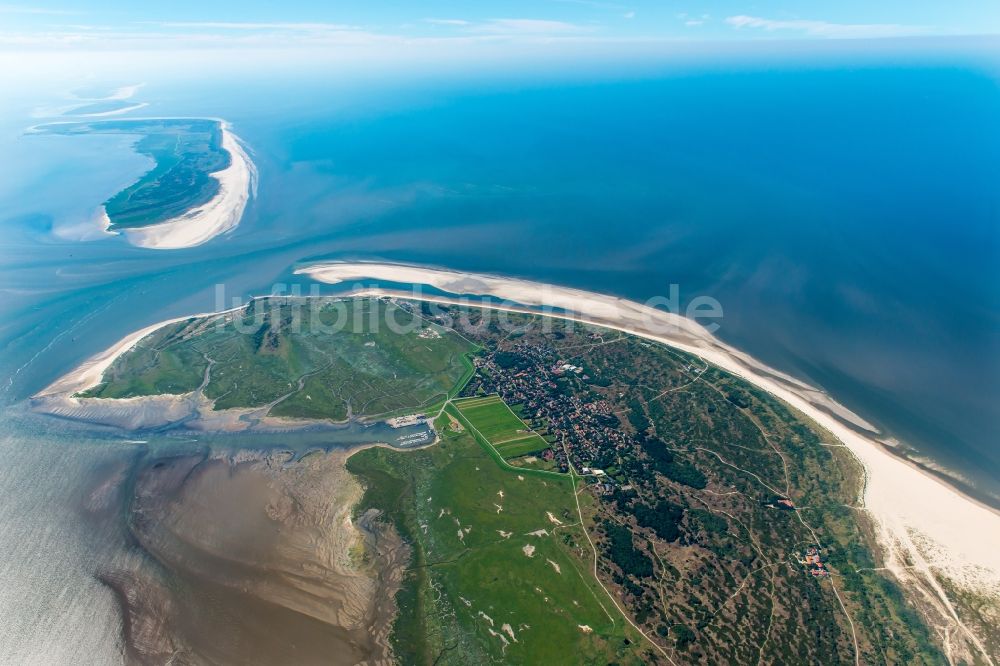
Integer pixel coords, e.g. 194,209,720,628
0,49,997,659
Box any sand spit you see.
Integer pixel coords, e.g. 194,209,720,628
122,122,256,250
34,298,259,401
82,83,144,102
32,306,245,429
297,263,1000,616
73,102,149,118
31,387,281,432
35,315,200,400
31,84,146,118
29,299,440,437
33,365,327,432
51,206,118,242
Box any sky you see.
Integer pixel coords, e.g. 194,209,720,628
1,0,997,51
0,1,996,88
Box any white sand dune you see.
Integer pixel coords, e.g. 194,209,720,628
122,123,256,250
297,262,1000,605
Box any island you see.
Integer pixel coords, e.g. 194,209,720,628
34,291,996,664
30,118,255,249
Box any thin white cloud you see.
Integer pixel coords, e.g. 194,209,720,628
156,21,358,31
0,25,396,50
623,11,635,20
725,15,929,39
0,3,78,14
471,18,595,35
423,19,472,27
420,17,595,36
549,0,627,10
0,16,601,51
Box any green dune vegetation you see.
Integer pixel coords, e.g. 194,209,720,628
77,297,949,663
351,303,946,665
35,118,231,229
80,298,476,421
454,395,552,461
347,412,648,664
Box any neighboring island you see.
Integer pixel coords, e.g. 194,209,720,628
30,118,255,249
35,294,995,664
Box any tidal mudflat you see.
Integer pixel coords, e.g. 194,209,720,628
98,445,405,665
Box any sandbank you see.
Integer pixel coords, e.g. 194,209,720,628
73,102,149,118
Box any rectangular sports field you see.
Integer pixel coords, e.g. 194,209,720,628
452,395,550,459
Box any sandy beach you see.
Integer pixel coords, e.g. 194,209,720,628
122,122,256,250
30,294,300,432
32,303,247,414
34,316,198,400
297,261,1000,654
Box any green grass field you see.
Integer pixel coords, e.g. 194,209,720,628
454,395,551,460
347,412,646,664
